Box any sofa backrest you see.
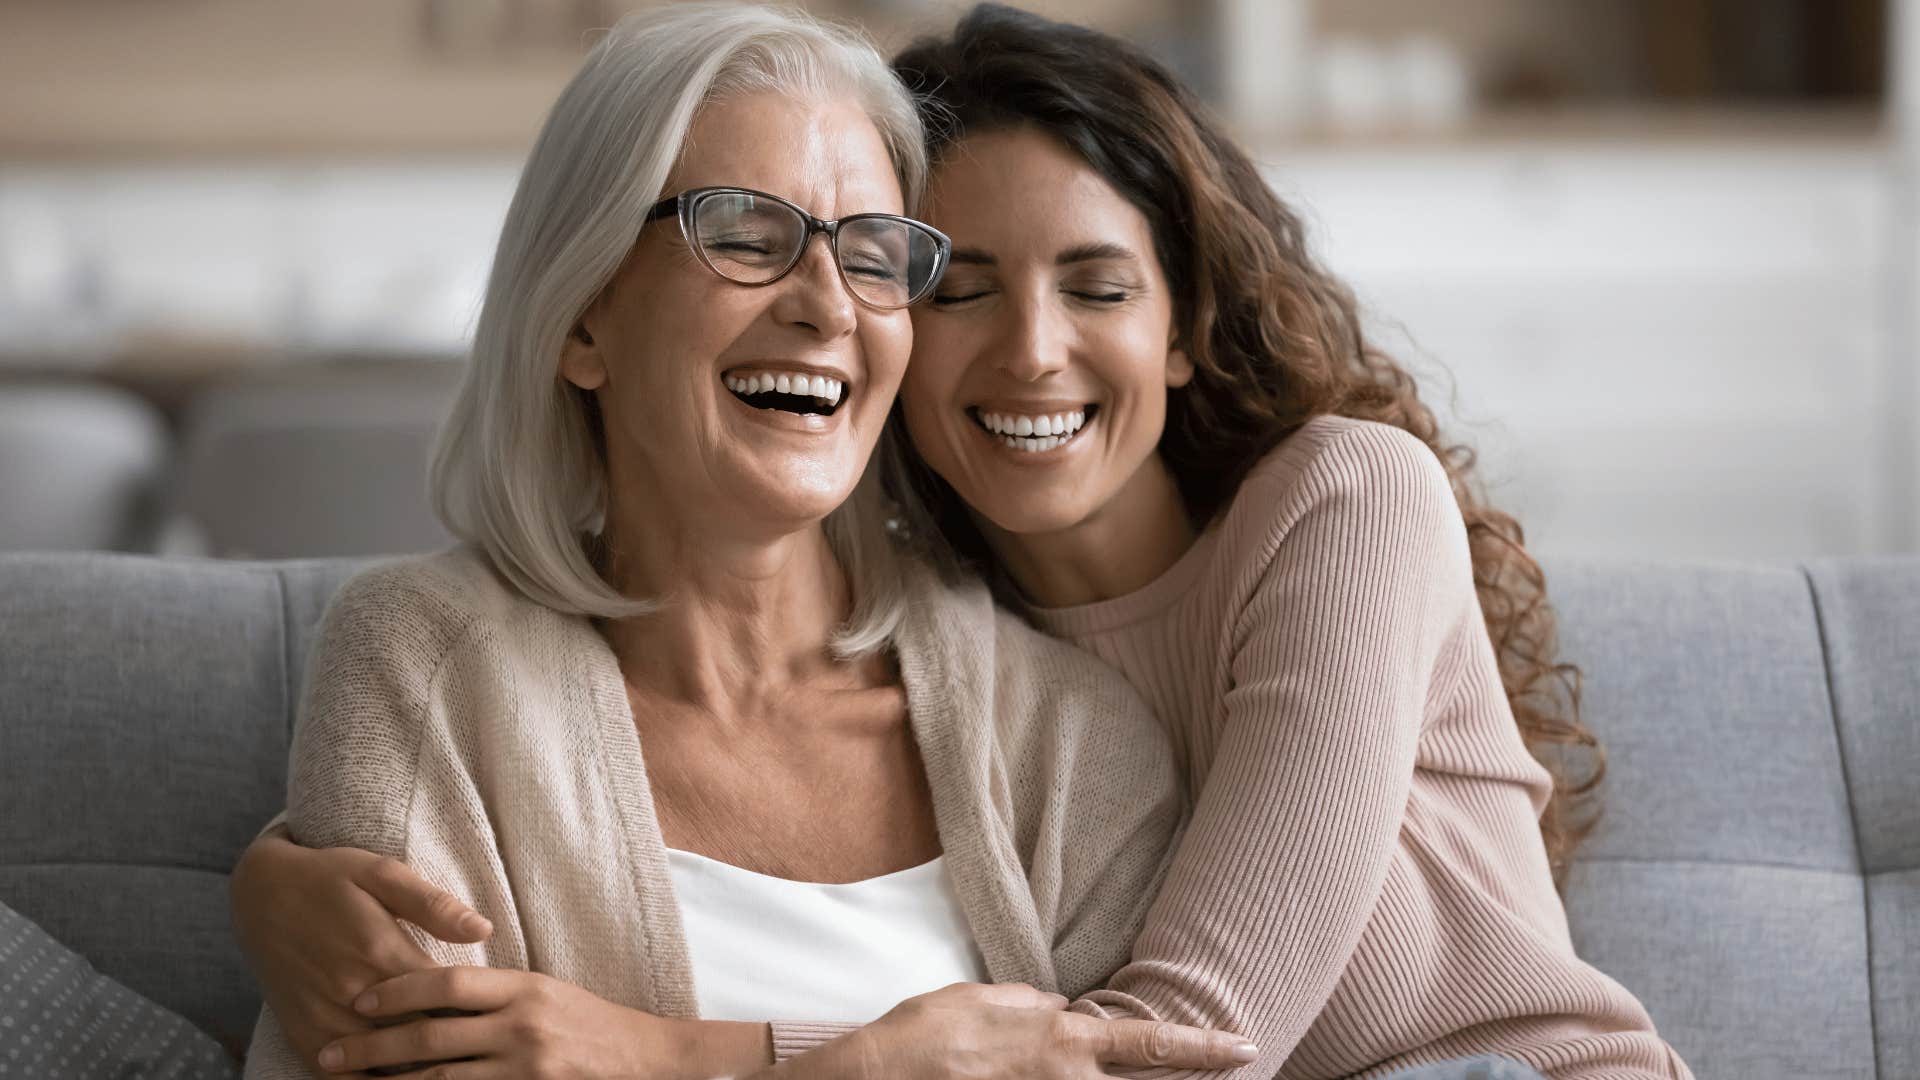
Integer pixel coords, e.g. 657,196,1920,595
1547,560,1917,1080
0,552,1914,1075
0,554,364,1053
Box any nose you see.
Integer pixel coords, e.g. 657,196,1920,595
769,233,858,340
992,289,1069,382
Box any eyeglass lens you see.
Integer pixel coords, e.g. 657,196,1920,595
689,191,943,309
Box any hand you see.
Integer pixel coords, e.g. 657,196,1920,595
830,982,1258,1080
315,966,689,1079
227,827,492,1069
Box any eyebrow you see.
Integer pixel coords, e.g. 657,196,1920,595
945,241,1140,268
1056,241,1138,266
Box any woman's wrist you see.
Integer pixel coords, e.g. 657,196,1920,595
656,1017,775,1080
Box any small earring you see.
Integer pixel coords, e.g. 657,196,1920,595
574,325,594,346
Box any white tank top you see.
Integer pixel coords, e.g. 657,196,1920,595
665,848,990,1022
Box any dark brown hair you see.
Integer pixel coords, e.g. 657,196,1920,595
890,4,1603,885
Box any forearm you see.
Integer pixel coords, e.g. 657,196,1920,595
1062,436,1458,1074
1067,724,1409,1069
676,1019,776,1080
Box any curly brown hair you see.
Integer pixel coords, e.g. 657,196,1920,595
890,4,1604,885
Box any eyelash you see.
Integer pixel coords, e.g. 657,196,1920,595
930,288,1130,307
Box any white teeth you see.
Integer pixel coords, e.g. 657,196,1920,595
724,371,848,406
976,409,1090,439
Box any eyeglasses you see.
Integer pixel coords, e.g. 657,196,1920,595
644,186,951,311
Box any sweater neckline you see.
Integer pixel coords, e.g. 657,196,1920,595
1023,520,1222,638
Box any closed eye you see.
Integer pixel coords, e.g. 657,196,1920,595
931,290,992,306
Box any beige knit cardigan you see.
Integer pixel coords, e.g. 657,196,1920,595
241,546,1184,1078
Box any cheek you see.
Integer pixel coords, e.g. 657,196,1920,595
1111,320,1180,412
862,314,915,395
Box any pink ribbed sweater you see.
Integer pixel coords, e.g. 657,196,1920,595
1032,416,1689,1079
774,415,1690,1078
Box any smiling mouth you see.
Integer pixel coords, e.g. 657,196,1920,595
724,370,848,418
968,404,1099,453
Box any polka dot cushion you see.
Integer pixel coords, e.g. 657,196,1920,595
0,901,237,1078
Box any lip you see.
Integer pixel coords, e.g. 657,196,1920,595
968,405,1096,464
723,383,846,433
722,361,856,389
968,398,1092,415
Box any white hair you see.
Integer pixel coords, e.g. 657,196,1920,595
431,2,924,656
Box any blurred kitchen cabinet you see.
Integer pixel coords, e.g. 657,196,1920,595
1263,140,1900,560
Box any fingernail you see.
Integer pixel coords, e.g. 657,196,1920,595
1231,1042,1259,1063
318,1043,344,1069
460,913,492,937
353,990,378,1013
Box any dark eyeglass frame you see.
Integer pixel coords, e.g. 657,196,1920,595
643,185,951,310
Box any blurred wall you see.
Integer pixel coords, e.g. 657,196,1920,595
0,0,1909,563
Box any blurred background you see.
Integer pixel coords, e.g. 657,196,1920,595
0,0,1910,563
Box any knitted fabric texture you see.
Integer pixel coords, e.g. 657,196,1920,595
240,547,1182,1077
1042,417,1690,1080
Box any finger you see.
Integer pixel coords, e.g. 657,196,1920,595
379,1061,519,1080
365,932,442,982
358,858,493,944
354,967,525,1018
967,982,1071,1010
1094,1018,1259,1070
318,1014,499,1073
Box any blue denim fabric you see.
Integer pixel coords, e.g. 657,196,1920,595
1376,1055,1549,1080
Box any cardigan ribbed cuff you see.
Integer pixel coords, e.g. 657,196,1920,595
769,1020,860,1062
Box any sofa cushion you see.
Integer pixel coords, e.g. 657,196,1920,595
1807,559,1920,1079
1546,561,1876,1079
0,553,364,1052
0,897,237,1077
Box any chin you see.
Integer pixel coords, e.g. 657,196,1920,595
974,499,1089,540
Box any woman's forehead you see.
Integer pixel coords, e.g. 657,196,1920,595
924,130,1147,251
667,93,904,216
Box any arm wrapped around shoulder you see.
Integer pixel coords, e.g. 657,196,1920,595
244,562,508,1078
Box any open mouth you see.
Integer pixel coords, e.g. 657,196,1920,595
968,404,1099,453
724,370,848,418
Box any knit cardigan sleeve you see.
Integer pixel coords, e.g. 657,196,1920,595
1064,425,1466,1077
243,565,497,1079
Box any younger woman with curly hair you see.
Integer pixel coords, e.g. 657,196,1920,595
844,5,1693,1077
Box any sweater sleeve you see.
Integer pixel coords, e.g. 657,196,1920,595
243,568,491,1078
1067,427,1467,1077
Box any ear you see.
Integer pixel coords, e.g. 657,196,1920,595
558,319,608,391
1165,341,1195,389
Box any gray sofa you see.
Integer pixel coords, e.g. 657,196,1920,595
0,553,1913,1077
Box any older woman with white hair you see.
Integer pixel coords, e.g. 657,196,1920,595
233,4,1256,1079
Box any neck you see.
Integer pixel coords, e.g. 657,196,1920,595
978,451,1197,609
595,500,852,712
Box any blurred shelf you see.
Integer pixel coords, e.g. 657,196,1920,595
1235,104,1890,154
